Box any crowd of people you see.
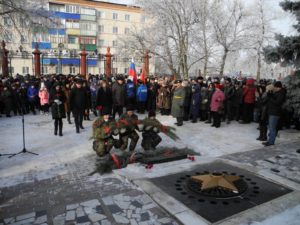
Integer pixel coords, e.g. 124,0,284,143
0,73,294,147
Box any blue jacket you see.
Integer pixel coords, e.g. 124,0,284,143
136,84,148,102
126,81,135,98
27,87,38,102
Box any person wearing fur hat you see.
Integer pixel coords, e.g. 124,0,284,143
141,111,162,150
171,80,186,126
50,83,66,136
118,105,139,152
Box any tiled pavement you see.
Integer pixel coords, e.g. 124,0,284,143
0,155,179,225
223,140,300,184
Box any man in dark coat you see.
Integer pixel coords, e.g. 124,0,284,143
70,79,88,133
224,78,236,124
112,76,126,119
96,80,113,116
171,80,186,126
189,79,201,123
263,81,286,146
147,77,158,112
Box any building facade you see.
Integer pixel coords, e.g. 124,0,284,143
2,0,153,76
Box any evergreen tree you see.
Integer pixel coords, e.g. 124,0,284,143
264,0,300,123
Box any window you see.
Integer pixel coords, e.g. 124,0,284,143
80,37,96,45
124,68,128,74
69,66,76,74
113,26,118,34
66,5,79,14
98,39,104,47
140,15,146,23
80,22,96,31
42,66,48,74
55,66,59,74
4,31,12,42
21,35,28,43
125,14,130,21
50,35,65,44
50,4,64,12
112,40,118,47
9,67,14,75
98,11,105,19
80,8,96,15
68,36,76,44
33,33,50,42
124,27,130,34
4,17,12,27
19,18,29,28
112,13,118,20
98,25,104,33
66,20,79,29
22,67,29,74
112,68,118,74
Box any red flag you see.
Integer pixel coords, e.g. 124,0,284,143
128,60,137,85
140,64,146,84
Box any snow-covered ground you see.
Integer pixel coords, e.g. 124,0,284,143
0,113,300,188
1,113,300,224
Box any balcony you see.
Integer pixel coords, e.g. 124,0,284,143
80,15,96,21
80,30,97,36
66,29,80,35
80,44,96,51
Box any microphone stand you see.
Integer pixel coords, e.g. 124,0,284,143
9,113,38,158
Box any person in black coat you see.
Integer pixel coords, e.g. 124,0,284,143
112,77,126,118
50,83,66,136
146,78,158,112
96,80,113,116
70,79,88,133
263,81,286,146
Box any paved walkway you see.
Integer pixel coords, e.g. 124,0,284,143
0,154,179,225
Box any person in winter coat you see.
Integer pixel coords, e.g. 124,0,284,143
90,82,98,117
112,77,126,118
96,80,113,116
136,80,148,114
147,77,158,112
199,84,209,121
157,81,172,115
27,84,38,114
182,80,191,121
125,78,136,107
118,106,139,151
83,81,91,121
63,83,72,124
263,81,286,146
224,78,235,124
38,84,50,115
19,83,29,114
11,84,21,115
70,79,88,133
189,79,201,123
241,78,256,123
210,84,225,128
205,83,215,124
171,80,186,126
50,83,66,136
1,85,13,117
256,83,269,141
233,81,243,121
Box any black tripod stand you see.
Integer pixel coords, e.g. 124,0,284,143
9,113,38,158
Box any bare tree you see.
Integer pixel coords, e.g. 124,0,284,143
211,0,252,76
0,0,53,40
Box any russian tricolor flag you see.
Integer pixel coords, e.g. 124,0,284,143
128,60,137,85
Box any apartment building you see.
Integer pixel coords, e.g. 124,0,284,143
2,0,152,76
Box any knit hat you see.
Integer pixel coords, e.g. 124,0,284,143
274,81,282,88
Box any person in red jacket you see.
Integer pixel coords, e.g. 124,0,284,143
210,84,225,128
241,78,256,123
